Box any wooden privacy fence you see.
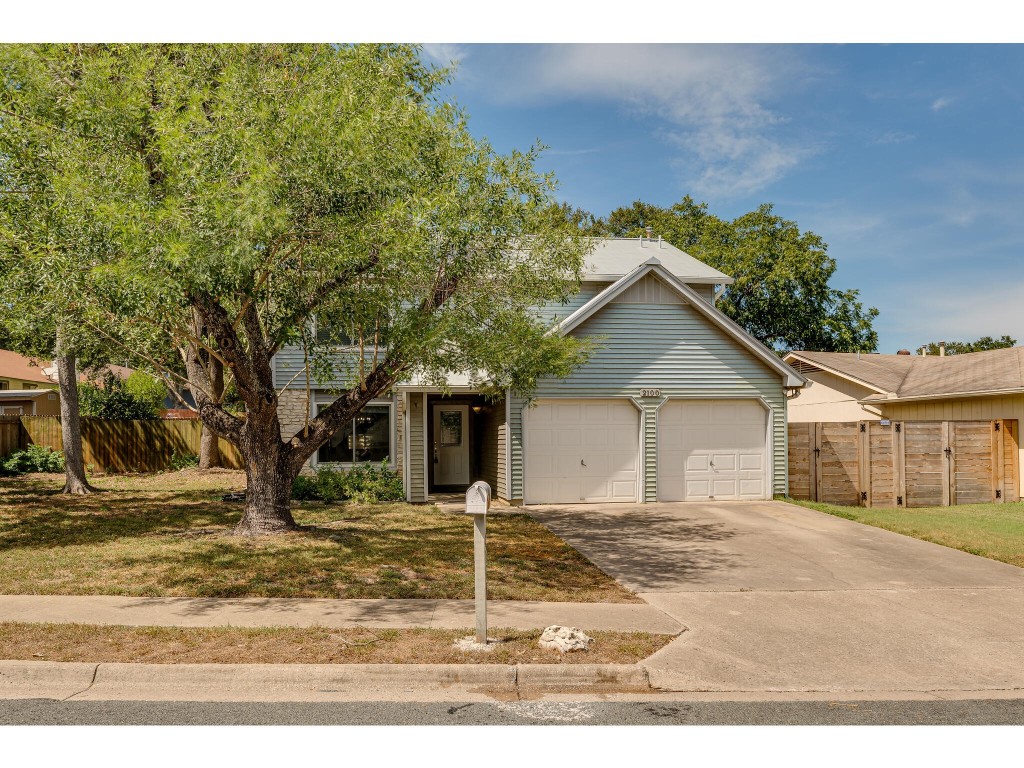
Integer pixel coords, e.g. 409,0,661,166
0,415,242,473
789,420,1019,508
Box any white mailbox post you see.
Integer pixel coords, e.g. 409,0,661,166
465,481,491,644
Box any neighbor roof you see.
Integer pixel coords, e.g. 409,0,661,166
0,389,51,400
0,349,55,385
583,237,733,284
784,347,1024,403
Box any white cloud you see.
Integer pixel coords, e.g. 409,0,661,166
931,96,954,111
421,44,468,68
458,44,813,199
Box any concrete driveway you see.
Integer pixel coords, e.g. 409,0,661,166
529,500,1024,695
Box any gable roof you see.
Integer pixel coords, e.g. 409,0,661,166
785,347,1024,403
552,257,805,388
583,237,733,284
0,349,55,385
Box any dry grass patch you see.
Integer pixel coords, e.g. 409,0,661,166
0,472,636,602
0,622,671,665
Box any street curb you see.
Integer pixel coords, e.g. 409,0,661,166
0,661,652,701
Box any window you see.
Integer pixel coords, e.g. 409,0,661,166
317,403,392,463
0,381,8,390
23,383,38,390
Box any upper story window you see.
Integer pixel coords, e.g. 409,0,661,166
23,383,38,390
314,316,389,348
0,380,9,390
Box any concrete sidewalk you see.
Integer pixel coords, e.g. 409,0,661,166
0,595,683,634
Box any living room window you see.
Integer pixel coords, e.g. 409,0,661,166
317,402,392,464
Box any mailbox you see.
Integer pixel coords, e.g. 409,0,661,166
465,480,491,515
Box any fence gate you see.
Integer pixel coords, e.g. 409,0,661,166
788,420,1018,508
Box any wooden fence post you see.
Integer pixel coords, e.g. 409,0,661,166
940,421,952,506
992,420,1006,503
857,421,871,507
892,421,906,507
811,422,822,502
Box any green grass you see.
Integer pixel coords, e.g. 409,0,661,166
0,471,637,602
786,498,1024,568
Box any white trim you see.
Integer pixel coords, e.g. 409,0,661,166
521,396,643,506
656,395,773,502
421,392,428,501
402,391,411,503
504,389,512,501
551,259,806,389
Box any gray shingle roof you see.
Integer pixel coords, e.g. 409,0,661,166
583,237,732,283
785,347,1024,401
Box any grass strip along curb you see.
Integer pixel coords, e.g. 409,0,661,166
0,622,673,666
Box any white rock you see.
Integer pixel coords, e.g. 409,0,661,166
538,625,593,653
454,637,496,652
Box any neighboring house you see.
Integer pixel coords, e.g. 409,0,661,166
274,237,806,504
784,347,1024,494
0,349,61,416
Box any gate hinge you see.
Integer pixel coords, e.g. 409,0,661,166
895,423,902,433
996,489,1002,499
859,423,866,433
860,491,867,502
896,495,904,506
995,422,1002,432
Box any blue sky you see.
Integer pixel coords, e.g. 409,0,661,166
423,44,1024,354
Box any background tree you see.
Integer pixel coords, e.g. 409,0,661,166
0,44,122,493
78,370,161,420
597,197,879,353
14,44,592,534
920,335,1017,356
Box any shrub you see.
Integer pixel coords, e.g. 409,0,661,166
291,460,404,504
168,450,200,471
78,371,159,420
125,371,169,415
1,445,66,475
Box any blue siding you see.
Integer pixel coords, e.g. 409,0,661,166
510,292,788,500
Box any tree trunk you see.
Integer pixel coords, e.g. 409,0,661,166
198,357,224,469
233,415,298,535
55,331,97,495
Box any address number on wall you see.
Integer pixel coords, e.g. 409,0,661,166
640,388,662,398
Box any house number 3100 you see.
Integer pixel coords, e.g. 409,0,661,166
640,388,662,398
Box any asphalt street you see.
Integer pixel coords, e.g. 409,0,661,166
3,698,1024,725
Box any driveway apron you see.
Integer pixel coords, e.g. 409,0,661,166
529,500,1024,694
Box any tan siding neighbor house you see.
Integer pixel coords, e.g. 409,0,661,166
784,347,1024,497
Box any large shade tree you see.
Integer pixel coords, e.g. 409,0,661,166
5,44,592,534
598,197,879,353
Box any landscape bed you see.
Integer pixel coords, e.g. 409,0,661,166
0,471,637,603
0,622,672,665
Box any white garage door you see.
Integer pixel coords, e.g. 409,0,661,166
658,399,769,501
524,399,639,504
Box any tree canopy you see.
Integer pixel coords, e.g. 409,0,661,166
1,43,593,532
920,335,1017,356
594,197,879,353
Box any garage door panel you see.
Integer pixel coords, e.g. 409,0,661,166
659,399,769,502
525,399,639,504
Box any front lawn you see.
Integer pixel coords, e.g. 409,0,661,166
0,471,636,602
0,622,670,665
786,498,1024,568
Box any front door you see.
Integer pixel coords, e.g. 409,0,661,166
433,404,470,486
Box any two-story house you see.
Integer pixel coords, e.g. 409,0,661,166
273,236,805,505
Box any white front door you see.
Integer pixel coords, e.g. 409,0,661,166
433,404,470,486
658,399,769,501
524,399,640,504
